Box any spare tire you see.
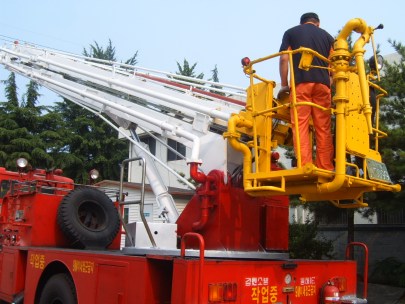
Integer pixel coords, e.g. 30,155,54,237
57,187,120,249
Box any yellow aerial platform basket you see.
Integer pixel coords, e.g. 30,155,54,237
223,18,400,208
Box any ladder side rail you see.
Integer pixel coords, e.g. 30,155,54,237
2,58,232,172
1,45,238,176
133,71,246,98
1,45,236,120
25,72,229,175
8,42,246,92
43,52,238,117
54,90,198,191
134,72,246,106
2,46,243,131
34,65,225,148
4,61,203,163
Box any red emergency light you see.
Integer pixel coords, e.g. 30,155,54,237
241,57,250,66
271,151,280,161
54,169,63,176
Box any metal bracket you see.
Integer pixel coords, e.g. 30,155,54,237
193,112,211,134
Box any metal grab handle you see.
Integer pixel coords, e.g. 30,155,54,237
118,156,156,248
346,242,369,300
181,233,205,304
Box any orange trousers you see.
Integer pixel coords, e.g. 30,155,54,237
289,82,334,170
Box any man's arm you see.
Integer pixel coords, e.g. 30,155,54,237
328,44,335,87
279,54,289,92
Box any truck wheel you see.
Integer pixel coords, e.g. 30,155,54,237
39,273,77,304
57,187,120,249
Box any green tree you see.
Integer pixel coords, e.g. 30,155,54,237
209,64,225,96
366,39,405,212
1,72,18,107
171,59,205,87
22,80,41,108
52,98,128,183
175,59,204,79
289,216,335,259
83,39,138,66
0,74,58,170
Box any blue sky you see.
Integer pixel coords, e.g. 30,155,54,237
0,0,403,106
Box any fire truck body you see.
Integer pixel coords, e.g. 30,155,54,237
0,17,395,303
0,245,357,304
0,163,360,304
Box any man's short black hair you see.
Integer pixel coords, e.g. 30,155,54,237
300,12,320,24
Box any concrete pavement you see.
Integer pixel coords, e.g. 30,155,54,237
357,283,404,304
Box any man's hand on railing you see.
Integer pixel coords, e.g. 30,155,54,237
277,86,290,99
280,86,289,93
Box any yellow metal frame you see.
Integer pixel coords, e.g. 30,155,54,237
224,18,401,207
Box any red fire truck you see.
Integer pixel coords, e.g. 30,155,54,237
0,18,397,304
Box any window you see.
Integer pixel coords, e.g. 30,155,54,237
167,138,186,161
0,180,10,198
140,136,156,156
123,208,129,224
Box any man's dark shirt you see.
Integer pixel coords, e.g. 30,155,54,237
279,23,334,87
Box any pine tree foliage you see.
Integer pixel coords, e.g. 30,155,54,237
22,80,41,108
289,216,335,259
1,72,18,107
170,59,205,87
124,52,138,66
83,39,117,61
175,59,204,79
52,99,128,183
368,39,405,212
82,39,138,67
0,74,59,171
209,64,225,96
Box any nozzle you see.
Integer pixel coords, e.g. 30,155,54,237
374,24,384,30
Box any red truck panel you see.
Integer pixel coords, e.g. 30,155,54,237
0,247,27,301
172,259,357,304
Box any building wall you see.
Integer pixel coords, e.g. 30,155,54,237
319,226,405,276
127,135,192,190
289,206,377,224
118,128,193,190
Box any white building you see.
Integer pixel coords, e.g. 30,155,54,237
119,128,193,190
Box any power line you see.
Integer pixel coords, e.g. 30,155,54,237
0,22,83,47
0,35,82,56
0,37,15,44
